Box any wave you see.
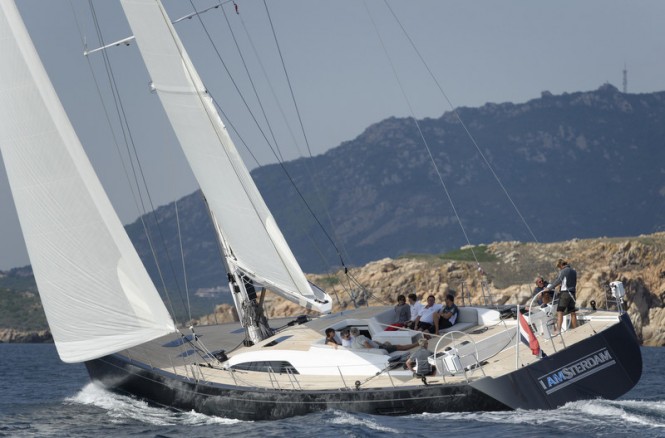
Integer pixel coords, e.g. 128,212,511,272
65,383,244,426
62,384,664,436
327,410,400,433
409,398,665,436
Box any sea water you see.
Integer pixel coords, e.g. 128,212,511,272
0,343,663,437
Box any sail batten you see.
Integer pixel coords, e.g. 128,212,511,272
121,0,331,313
0,1,176,363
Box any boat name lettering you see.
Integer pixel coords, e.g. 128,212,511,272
538,348,616,395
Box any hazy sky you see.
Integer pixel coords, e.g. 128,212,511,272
1,0,664,270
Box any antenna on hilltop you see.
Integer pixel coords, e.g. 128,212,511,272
622,63,628,93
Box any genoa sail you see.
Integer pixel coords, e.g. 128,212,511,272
0,1,176,363
120,0,331,312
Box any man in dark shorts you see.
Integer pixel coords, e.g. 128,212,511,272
413,295,443,334
542,258,578,334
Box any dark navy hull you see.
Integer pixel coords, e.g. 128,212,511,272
85,355,508,420
470,313,642,409
84,314,641,420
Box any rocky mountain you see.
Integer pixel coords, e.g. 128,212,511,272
127,84,665,294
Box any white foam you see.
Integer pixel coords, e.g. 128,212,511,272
415,410,549,425
413,398,665,430
571,399,665,428
66,383,243,426
328,411,399,433
180,410,244,426
612,399,665,415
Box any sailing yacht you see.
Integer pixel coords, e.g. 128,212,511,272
0,0,642,420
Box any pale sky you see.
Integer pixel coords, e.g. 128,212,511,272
1,0,664,270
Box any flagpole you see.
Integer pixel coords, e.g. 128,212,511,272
515,304,520,370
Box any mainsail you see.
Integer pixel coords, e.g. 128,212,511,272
120,0,331,312
0,1,176,363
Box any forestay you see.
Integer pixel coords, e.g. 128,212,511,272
120,0,331,312
0,1,176,363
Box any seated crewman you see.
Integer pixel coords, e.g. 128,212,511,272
406,338,434,376
439,294,459,331
413,295,443,334
349,327,417,353
340,328,353,347
324,327,341,346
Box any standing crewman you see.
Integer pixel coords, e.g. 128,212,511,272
541,258,578,334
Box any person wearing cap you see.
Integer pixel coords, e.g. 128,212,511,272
541,258,578,334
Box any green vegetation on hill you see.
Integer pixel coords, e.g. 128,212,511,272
399,245,498,263
0,269,37,292
0,288,48,330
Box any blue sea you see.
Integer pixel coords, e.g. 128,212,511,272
0,344,663,437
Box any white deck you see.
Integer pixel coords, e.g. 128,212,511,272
118,306,622,392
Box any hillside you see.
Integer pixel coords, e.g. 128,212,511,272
255,84,665,272
126,85,665,294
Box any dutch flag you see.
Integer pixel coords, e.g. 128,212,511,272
518,310,546,357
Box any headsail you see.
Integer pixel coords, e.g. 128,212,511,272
120,0,331,313
0,1,176,363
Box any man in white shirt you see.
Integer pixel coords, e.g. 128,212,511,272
405,293,424,329
414,295,443,334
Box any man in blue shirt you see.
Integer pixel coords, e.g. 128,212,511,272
439,294,459,331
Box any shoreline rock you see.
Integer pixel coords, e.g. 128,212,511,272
0,328,52,343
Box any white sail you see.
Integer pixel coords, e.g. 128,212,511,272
0,1,176,363
120,0,331,313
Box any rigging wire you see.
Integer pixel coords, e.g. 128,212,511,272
217,2,284,162
229,3,343,271
175,200,193,323
261,0,353,270
214,1,338,270
363,0,481,267
85,1,189,324
189,0,349,274
234,7,306,160
205,89,341,274
199,1,393,306
382,0,540,245
160,0,322,302
72,3,196,332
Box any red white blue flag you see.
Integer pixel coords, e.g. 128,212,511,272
518,311,544,357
